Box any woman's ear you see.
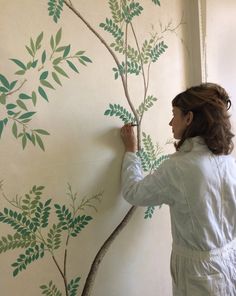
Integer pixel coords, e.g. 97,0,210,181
186,111,193,126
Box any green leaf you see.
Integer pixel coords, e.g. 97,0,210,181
55,28,62,46
18,112,36,120
66,60,79,73
56,46,67,52
16,100,28,111
80,56,92,64
30,38,35,54
0,94,6,105
0,86,9,93
25,46,34,57
9,80,18,91
40,80,55,90
7,110,16,116
22,134,27,149
0,121,4,138
41,50,46,64
0,74,10,89
35,134,45,151
50,36,55,51
27,61,32,70
34,129,50,135
63,45,71,58
19,93,31,100
38,86,48,101
15,70,25,75
54,66,69,78
6,104,17,110
52,72,62,86
12,122,18,138
31,60,38,68
36,32,43,49
31,91,37,106
40,71,48,80
10,59,26,70
53,57,62,65
75,50,85,56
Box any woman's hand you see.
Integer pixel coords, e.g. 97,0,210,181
120,124,137,153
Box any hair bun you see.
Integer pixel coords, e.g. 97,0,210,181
206,83,231,110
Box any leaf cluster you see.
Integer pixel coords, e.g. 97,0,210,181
0,208,37,236
0,185,48,275
144,206,155,219
122,2,143,23
108,0,123,23
0,233,36,254
136,95,157,117
0,184,100,279
100,0,167,83
20,185,45,216
40,280,62,296
104,103,136,124
149,41,168,63
0,29,91,150
12,243,45,277
137,132,168,172
46,223,62,252
113,60,141,79
136,133,169,219
67,276,81,296
152,0,161,6
54,204,93,238
100,18,124,40
31,199,52,229
48,0,64,23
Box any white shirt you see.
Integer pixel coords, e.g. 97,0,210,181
121,137,236,251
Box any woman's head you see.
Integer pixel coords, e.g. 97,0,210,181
170,83,234,154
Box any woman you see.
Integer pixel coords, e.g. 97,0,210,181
120,83,236,296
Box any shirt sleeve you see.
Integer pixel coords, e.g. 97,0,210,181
121,152,175,206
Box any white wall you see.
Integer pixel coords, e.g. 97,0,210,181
205,0,236,156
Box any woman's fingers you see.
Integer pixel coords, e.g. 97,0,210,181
120,124,136,152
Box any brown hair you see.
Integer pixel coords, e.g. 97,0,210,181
172,83,234,154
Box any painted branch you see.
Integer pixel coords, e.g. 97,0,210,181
64,1,140,138
63,235,70,294
81,205,137,296
7,79,27,96
52,255,69,296
62,2,141,295
130,23,147,100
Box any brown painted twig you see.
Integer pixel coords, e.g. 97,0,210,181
64,1,140,147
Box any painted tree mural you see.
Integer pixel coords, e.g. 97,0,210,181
0,0,183,295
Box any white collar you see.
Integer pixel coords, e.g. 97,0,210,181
178,137,207,153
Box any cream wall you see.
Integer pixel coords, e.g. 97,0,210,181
204,0,236,158
0,1,189,296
